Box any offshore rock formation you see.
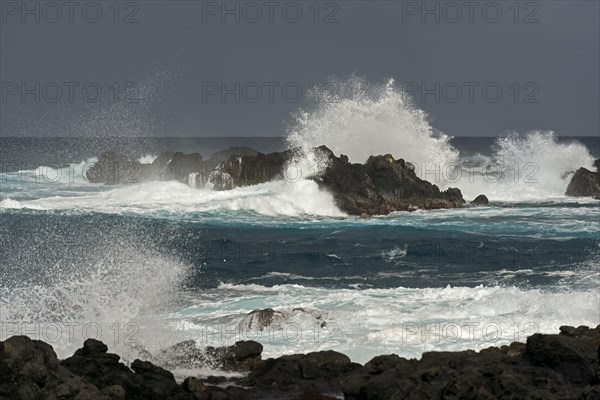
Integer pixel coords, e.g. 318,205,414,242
215,145,465,215
1,326,599,400
86,146,465,215
315,146,465,215
565,159,600,199
206,146,260,165
471,194,489,205
86,151,204,185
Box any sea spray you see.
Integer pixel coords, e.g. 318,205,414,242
456,131,595,201
285,75,460,172
0,238,191,361
284,76,595,202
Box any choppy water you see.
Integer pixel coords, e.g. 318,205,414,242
1,78,598,372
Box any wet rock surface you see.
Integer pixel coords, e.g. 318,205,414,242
565,159,600,199
86,146,465,215
2,326,600,400
86,151,204,185
471,194,489,206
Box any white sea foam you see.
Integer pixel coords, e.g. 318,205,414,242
0,179,345,218
285,77,595,203
455,131,595,201
138,154,158,164
0,241,191,361
167,282,600,363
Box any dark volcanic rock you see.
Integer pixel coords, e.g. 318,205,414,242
316,146,465,215
565,159,600,198
158,340,263,372
155,152,203,182
242,308,279,331
471,194,489,205
208,147,260,165
205,341,264,371
86,147,465,215
524,333,599,383
86,151,203,185
221,149,294,186
240,307,328,332
86,151,144,185
0,336,103,400
245,350,359,391
3,326,600,400
219,146,465,215
61,338,194,400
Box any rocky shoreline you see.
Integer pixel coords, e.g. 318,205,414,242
2,325,599,399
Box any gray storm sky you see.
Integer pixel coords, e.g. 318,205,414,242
1,0,598,137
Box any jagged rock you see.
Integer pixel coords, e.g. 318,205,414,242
219,146,465,215
158,340,263,372
156,152,203,182
204,169,234,190
3,326,600,400
0,336,103,400
565,159,600,198
560,325,600,358
61,338,194,400
86,151,143,185
182,376,206,393
86,147,465,215
208,147,260,165
471,194,489,205
157,340,206,370
86,151,203,185
524,333,599,383
243,308,279,330
315,146,465,215
221,149,294,186
245,350,358,390
205,341,263,371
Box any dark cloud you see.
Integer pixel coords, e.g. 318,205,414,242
1,1,598,137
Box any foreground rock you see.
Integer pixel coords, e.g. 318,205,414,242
565,159,600,199
2,325,599,399
157,339,263,372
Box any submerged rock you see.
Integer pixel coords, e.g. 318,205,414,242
565,160,600,198
240,308,328,332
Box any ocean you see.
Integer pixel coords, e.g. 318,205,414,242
1,81,599,377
